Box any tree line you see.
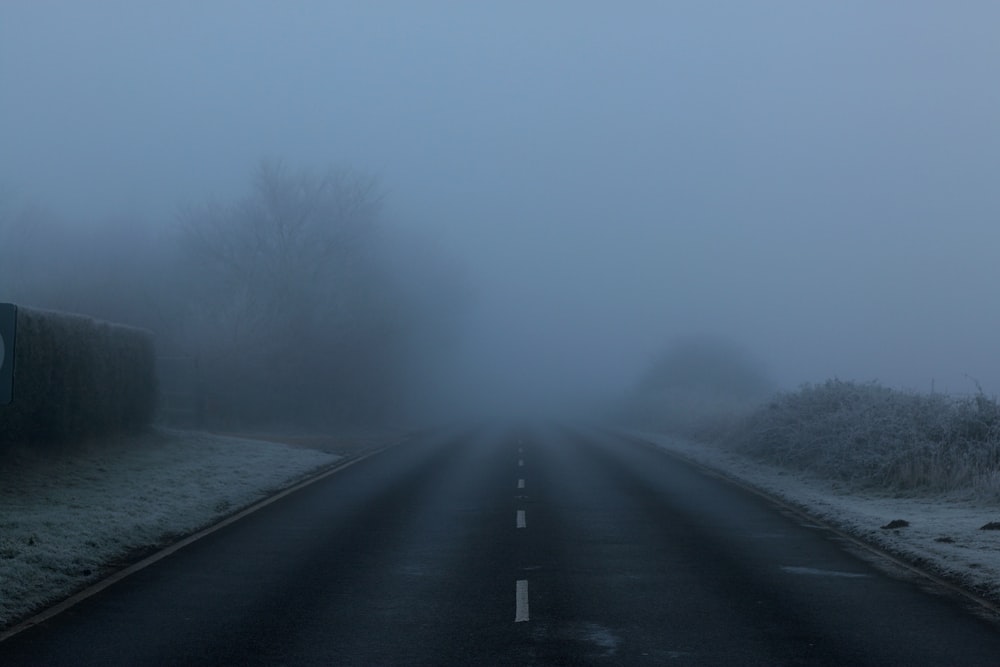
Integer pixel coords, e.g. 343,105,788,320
0,159,466,429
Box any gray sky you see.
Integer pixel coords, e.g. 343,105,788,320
4,2,1000,408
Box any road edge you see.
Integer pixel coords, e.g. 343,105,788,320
610,428,1000,621
0,437,406,643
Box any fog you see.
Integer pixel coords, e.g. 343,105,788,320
3,3,1000,423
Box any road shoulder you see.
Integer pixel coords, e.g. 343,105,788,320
622,429,1000,613
0,427,405,633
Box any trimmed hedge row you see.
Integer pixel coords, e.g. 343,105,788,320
0,306,157,446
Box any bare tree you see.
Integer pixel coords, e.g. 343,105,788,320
176,159,402,426
2,160,467,429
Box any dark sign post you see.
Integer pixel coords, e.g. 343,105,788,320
0,303,15,405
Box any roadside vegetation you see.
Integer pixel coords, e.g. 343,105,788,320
0,159,466,431
621,337,1000,501
727,381,1000,499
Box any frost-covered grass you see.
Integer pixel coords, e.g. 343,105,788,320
724,380,1000,498
0,428,339,630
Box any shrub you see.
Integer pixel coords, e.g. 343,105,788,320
726,379,1000,498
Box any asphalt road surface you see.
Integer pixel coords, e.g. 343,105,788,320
3,427,1000,665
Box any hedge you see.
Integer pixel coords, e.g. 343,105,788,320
0,306,157,446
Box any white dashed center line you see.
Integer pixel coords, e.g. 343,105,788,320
515,580,530,622
514,442,532,623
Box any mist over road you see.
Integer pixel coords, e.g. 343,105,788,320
2,428,1000,665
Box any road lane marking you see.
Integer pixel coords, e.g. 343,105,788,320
517,510,526,528
518,459,524,467
518,478,525,489
515,580,530,622
518,447,524,453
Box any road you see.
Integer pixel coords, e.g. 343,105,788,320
2,427,1000,665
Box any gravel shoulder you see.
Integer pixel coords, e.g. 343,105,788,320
0,427,398,630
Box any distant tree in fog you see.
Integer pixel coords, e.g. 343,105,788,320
176,159,411,426
0,203,168,331
0,202,43,302
178,160,378,339
1,161,467,430
637,335,773,401
621,335,774,437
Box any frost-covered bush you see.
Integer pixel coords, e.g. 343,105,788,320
0,306,157,446
727,379,1000,497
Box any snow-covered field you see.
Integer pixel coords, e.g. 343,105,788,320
0,428,341,630
631,430,1000,607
